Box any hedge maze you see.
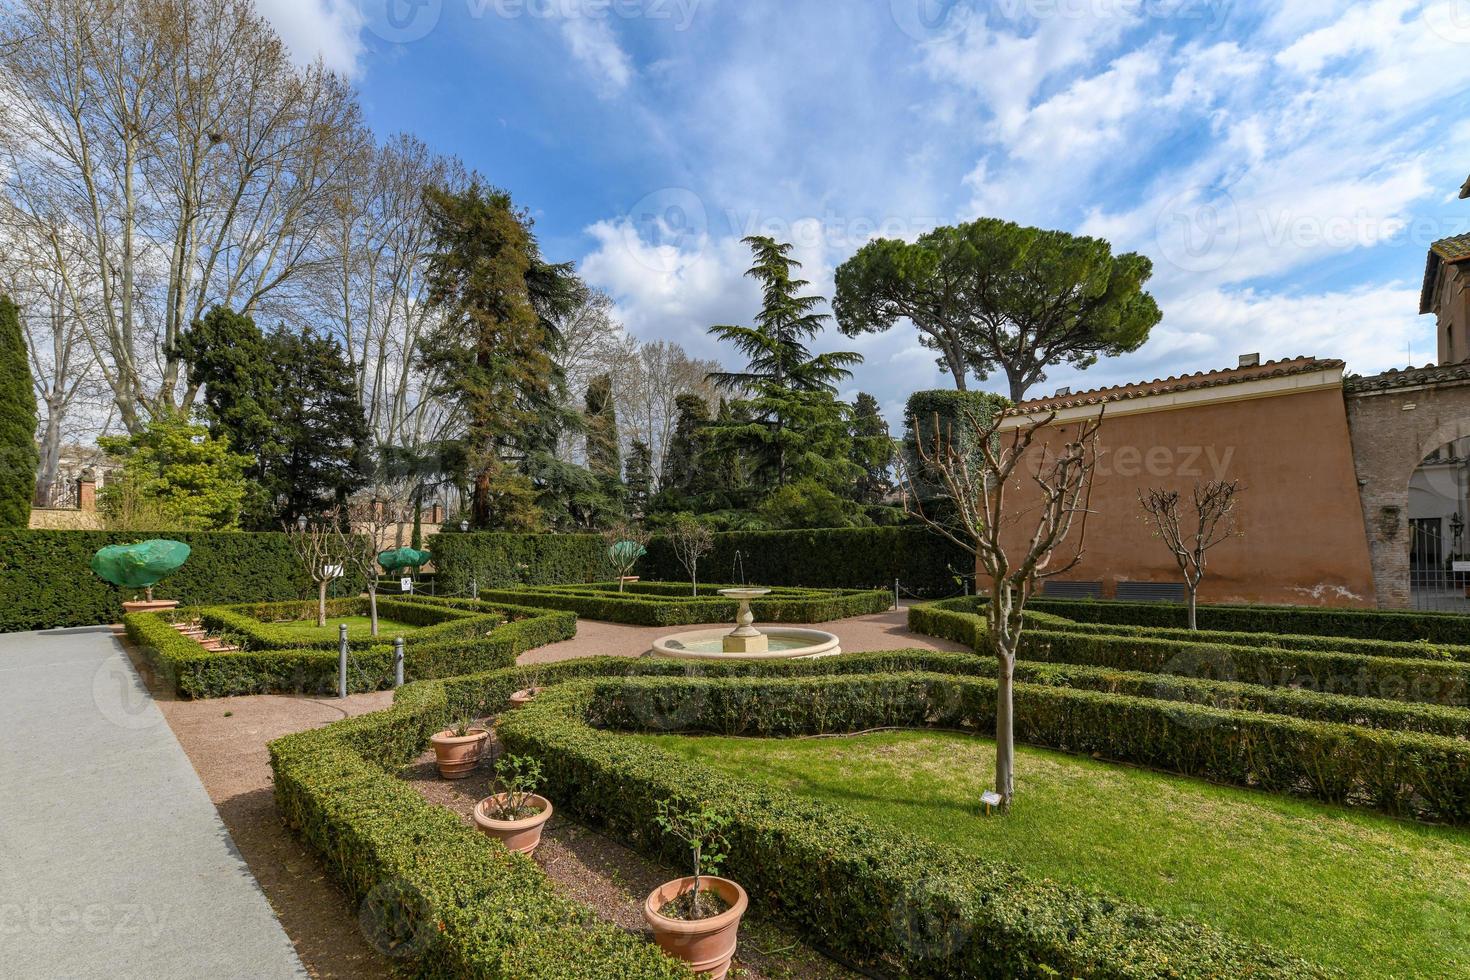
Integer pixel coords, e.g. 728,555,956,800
470,581,893,626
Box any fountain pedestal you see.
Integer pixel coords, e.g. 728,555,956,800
719,588,770,653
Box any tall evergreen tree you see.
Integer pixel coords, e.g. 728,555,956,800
178,307,369,527
420,182,584,528
661,394,712,497
705,237,862,488
584,373,622,492
624,439,654,517
0,295,38,527
849,392,895,504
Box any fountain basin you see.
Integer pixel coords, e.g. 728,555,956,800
652,627,841,661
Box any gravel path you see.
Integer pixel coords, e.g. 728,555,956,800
519,605,969,664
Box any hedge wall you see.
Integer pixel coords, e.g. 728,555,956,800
470,582,892,626
1030,597,1470,644
427,532,609,593
127,597,575,698
500,676,1320,978
640,525,972,597
0,529,364,632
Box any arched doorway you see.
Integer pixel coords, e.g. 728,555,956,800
1345,363,1470,608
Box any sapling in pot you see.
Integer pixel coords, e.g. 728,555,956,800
484,755,544,821
654,799,732,920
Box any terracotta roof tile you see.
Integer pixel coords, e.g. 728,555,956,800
1431,233,1470,263
1343,359,1470,393
1016,356,1343,412
1421,234,1470,313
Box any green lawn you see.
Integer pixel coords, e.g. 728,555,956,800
261,615,421,642
638,730,1470,977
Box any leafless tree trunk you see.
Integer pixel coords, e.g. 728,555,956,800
904,404,1103,808
668,516,714,596
287,513,349,627
340,496,401,637
1139,481,1243,630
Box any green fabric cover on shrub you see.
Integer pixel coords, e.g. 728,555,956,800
89,539,191,588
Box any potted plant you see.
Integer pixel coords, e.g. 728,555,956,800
643,799,747,980
509,670,543,709
472,755,552,854
428,718,489,779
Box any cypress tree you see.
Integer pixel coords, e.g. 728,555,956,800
0,295,38,528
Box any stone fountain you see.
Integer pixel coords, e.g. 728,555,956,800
651,587,841,661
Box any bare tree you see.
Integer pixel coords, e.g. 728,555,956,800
0,0,366,430
1138,481,1243,631
613,340,722,486
286,512,350,627
340,496,404,637
904,405,1103,808
668,515,714,596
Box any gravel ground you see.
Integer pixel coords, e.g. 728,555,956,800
403,742,864,980
124,607,946,979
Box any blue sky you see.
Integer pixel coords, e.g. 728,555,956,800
260,0,1470,422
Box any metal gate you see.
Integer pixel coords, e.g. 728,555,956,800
1409,518,1470,611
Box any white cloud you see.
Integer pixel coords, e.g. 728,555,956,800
559,16,635,97
252,0,364,76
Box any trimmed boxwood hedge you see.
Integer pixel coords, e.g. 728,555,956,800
499,677,1320,978
471,582,892,626
270,654,1318,979
268,672,692,979
196,597,483,652
426,532,610,594
126,597,575,698
1030,597,1470,644
0,529,366,632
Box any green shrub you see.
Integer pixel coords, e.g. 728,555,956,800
1031,597,1470,644
126,597,574,698
498,677,1320,978
0,529,366,632
470,582,891,626
428,532,610,593
268,678,691,979
196,597,481,652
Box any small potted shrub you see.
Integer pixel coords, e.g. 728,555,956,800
472,755,553,854
643,799,747,979
509,670,543,709
428,718,489,779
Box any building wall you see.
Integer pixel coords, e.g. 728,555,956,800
982,385,1377,607
1434,263,1469,365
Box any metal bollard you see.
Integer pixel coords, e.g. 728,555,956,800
338,623,349,699
471,576,478,601
894,578,900,610
394,636,405,688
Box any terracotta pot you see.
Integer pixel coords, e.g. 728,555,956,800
121,599,180,615
428,728,488,779
472,793,553,854
509,688,540,709
643,876,748,979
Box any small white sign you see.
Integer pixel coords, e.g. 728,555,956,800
1454,561,1470,573
322,564,344,580
400,576,413,593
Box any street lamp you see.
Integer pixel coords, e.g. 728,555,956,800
459,520,470,532
296,514,308,531
1452,512,1464,552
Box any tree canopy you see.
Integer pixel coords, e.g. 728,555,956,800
834,218,1161,399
